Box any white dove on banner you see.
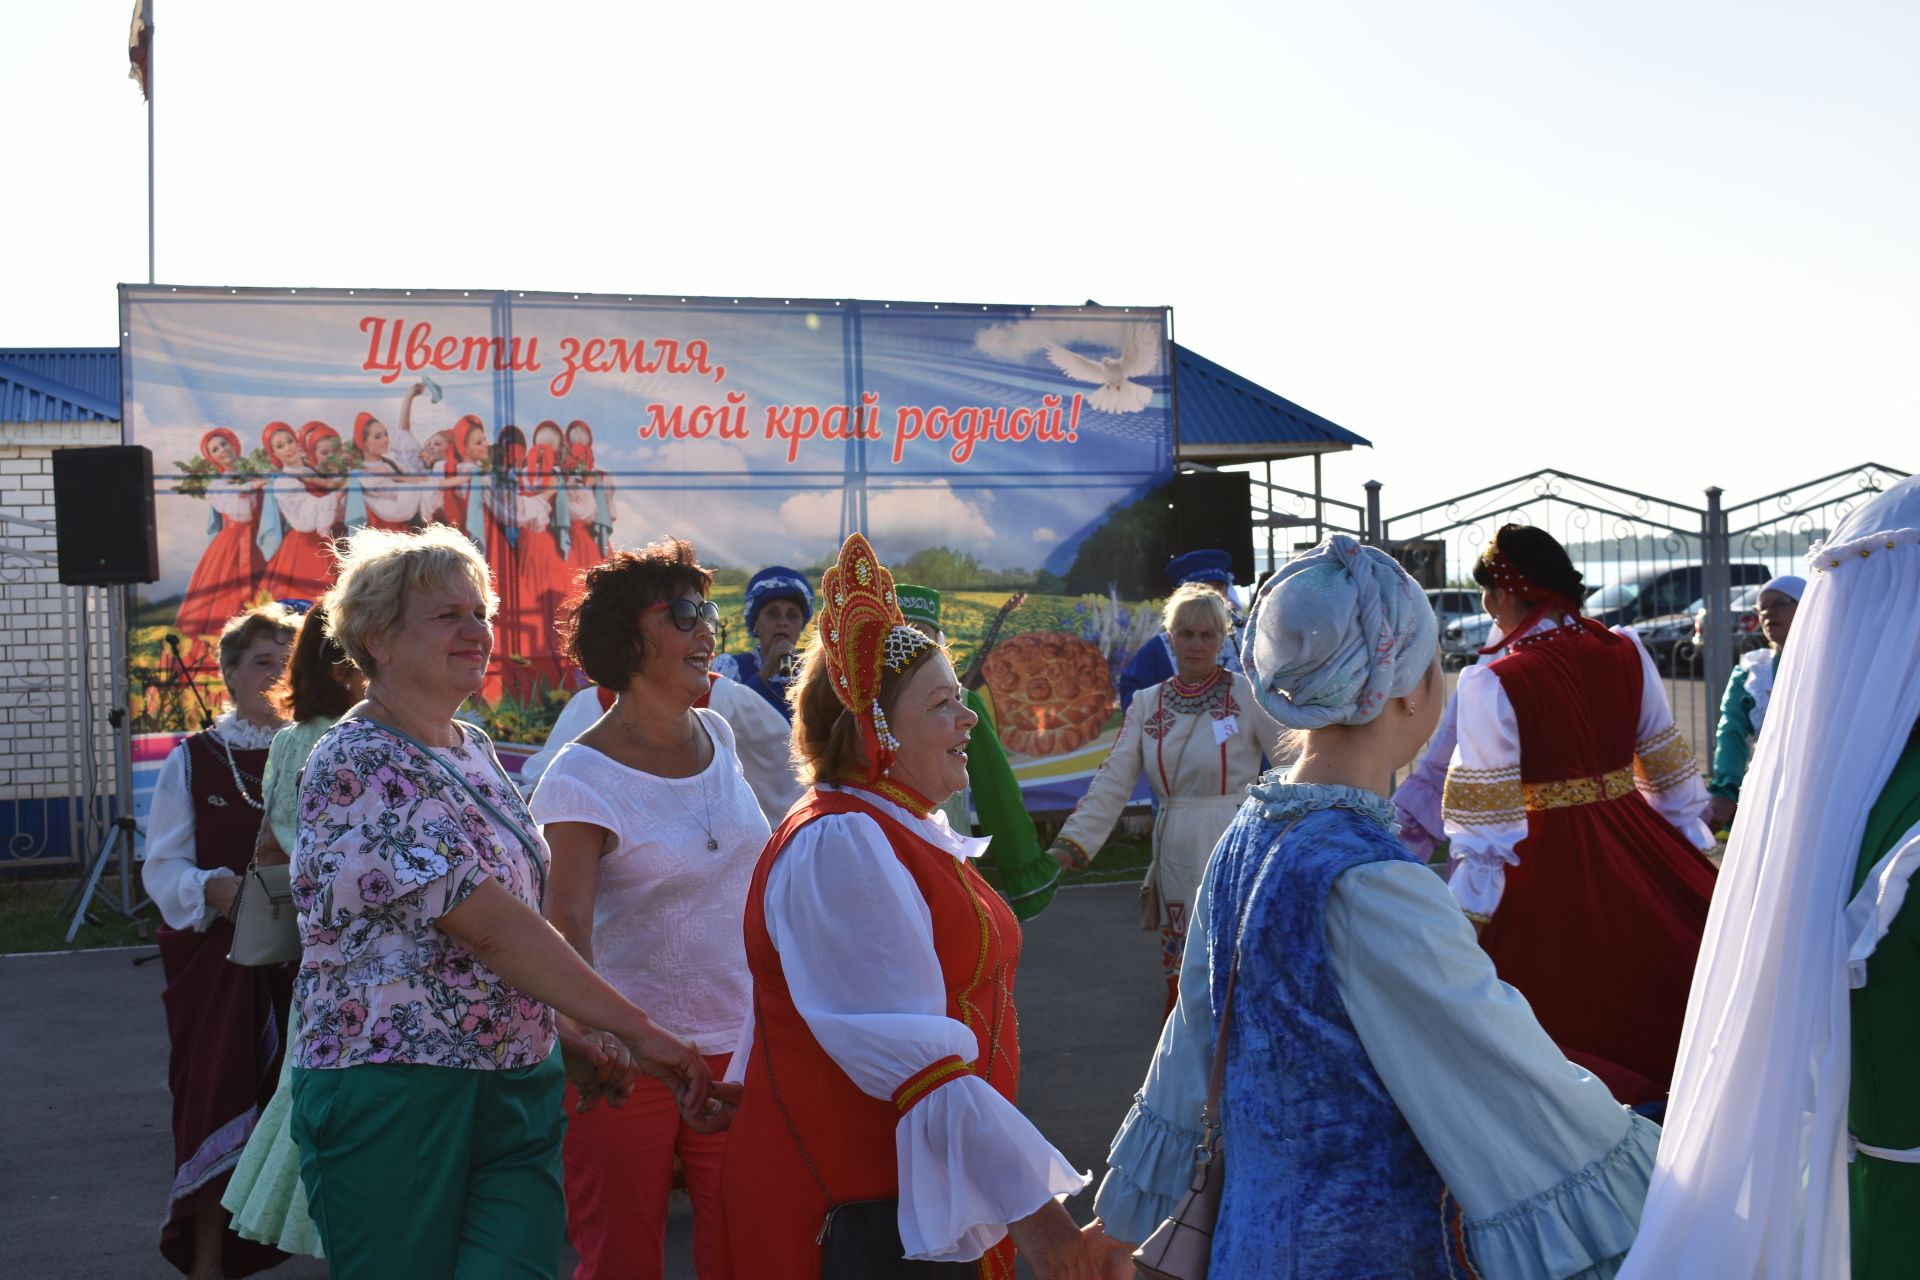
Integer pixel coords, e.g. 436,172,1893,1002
1042,324,1160,414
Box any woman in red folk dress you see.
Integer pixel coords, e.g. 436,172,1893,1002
1442,524,1718,1106
509,421,577,691
259,422,345,603
345,380,430,533
175,428,268,645
716,534,1107,1280
563,420,611,580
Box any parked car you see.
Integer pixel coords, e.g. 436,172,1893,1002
1671,585,1766,673
1440,612,1494,669
1583,563,1773,630
1426,588,1481,632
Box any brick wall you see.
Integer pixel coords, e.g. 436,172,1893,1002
0,423,122,868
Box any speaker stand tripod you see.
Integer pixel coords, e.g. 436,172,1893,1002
62,585,151,942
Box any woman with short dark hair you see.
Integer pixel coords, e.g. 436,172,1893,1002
1444,522,1717,1105
530,539,768,1280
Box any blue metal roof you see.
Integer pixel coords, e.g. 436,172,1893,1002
0,348,121,423
1175,344,1368,460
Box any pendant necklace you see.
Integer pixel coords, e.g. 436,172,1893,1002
618,708,719,851
668,777,720,852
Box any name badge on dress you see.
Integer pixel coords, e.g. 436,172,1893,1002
1212,715,1238,745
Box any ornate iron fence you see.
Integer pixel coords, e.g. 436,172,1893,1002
0,514,119,874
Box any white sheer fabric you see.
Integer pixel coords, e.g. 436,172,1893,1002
1444,621,1714,917
206,479,262,524
1621,480,1920,1278
727,785,1087,1261
357,422,424,523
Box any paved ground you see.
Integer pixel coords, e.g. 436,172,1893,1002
0,882,1164,1279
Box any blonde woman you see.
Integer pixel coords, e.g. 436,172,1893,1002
1048,582,1283,1013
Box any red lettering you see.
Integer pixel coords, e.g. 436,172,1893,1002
638,404,685,440
360,316,404,383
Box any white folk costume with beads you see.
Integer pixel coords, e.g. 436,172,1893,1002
1053,669,1282,970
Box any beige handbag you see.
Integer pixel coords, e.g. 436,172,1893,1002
1130,957,1236,1279
226,857,300,966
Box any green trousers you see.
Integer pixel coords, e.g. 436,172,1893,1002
291,1054,566,1280
1849,736,1920,1279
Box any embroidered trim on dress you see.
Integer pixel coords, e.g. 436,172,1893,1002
1442,765,1527,827
1634,725,1701,794
1160,671,1234,718
892,1054,973,1112
1522,767,1635,812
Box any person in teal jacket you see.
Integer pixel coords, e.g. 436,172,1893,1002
895,583,1059,919
1706,574,1803,833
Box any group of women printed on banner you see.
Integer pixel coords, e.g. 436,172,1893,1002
174,382,614,695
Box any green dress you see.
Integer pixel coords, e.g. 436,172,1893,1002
939,688,1059,919
219,716,334,1258
1848,732,1920,1277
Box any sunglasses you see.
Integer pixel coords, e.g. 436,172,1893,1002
646,598,721,632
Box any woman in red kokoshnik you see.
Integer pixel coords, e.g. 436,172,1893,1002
716,534,1104,1280
1442,524,1718,1106
175,428,267,644
259,421,344,602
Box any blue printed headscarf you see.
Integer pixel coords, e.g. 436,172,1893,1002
1242,535,1438,729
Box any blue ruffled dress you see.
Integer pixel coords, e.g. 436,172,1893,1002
1095,779,1659,1279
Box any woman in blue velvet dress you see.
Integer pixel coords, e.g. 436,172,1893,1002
1091,535,1661,1279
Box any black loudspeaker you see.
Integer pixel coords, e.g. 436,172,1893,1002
1171,471,1255,586
53,446,160,586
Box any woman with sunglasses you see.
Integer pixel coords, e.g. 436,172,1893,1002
529,539,768,1280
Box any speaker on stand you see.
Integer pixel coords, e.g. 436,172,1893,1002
1170,471,1256,587
51,447,159,941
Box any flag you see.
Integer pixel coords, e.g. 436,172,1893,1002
128,0,151,100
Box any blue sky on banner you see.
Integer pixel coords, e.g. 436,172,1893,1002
123,290,1171,590
8,2,1918,517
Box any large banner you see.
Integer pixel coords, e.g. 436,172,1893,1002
120,286,1174,806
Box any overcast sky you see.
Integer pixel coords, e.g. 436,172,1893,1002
5,1,1914,522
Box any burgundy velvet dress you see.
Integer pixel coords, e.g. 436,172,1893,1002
155,731,295,1277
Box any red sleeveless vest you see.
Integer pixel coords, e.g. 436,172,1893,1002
721,787,1022,1279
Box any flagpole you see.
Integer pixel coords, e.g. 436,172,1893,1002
146,1,155,284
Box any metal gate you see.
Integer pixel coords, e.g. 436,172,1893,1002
1380,469,1727,772
0,514,120,873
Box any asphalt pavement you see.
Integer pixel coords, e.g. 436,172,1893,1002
0,881,1164,1279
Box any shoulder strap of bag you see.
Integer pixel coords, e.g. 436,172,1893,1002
1203,816,1301,1139
352,714,546,893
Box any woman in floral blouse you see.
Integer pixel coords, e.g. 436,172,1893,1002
287,524,714,1279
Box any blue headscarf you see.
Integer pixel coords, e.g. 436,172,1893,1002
744,566,813,635
1242,534,1438,729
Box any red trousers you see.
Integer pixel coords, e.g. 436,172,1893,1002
563,1052,730,1280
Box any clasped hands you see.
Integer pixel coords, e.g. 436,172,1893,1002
556,1014,743,1130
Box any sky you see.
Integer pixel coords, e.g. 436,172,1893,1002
5,0,1915,527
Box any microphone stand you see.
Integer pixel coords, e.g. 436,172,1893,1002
163,633,218,731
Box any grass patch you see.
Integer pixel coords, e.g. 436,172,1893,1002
0,879,162,954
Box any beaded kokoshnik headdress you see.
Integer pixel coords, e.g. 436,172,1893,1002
816,533,937,782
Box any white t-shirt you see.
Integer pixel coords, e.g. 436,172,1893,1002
528,709,769,1053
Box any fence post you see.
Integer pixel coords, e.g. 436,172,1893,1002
1364,480,1383,546
1702,487,1732,711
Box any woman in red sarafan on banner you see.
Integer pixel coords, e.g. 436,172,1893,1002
1441,523,1718,1107
175,428,269,644
563,420,611,579
346,380,431,533
259,421,345,603
716,533,1103,1280
504,421,577,693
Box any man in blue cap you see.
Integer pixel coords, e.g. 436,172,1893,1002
713,564,813,719
1115,549,1245,706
